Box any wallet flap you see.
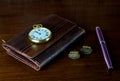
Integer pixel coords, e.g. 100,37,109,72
4,14,76,58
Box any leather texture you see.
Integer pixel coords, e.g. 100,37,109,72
2,14,85,71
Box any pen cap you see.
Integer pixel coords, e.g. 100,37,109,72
96,27,105,42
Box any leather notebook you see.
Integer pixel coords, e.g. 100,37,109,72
2,14,85,71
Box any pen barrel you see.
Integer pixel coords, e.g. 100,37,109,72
96,27,113,69
100,41,113,69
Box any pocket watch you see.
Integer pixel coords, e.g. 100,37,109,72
28,24,52,44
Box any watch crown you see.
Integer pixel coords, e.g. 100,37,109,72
33,24,43,29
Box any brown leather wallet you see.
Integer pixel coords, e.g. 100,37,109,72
2,14,85,71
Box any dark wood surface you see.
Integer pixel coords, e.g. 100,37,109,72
0,0,120,81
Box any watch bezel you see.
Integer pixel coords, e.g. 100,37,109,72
28,24,52,44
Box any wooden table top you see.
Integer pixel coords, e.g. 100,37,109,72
0,0,120,81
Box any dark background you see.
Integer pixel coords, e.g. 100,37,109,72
0,0,120,81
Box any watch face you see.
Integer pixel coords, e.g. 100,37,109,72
29,27,52,43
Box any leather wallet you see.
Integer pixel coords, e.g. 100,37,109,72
2,14,85,71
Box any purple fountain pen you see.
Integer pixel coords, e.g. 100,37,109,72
96,26,113,70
